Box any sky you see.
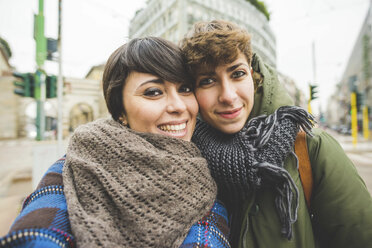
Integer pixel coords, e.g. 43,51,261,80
0,0,370,115
265,0,370,113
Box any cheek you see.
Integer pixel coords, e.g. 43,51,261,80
239,79,254,101
195,90,215,113
125,101,163,130
186,96,199,117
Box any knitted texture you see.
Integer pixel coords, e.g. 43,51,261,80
192,106,314,239
180,201,231,248
0,157,75,248
63,118,217,248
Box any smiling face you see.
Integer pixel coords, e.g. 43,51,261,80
122,71,199,141
195,52,254,134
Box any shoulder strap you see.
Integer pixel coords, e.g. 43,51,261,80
294,131,313,209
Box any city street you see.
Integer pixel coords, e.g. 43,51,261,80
333,132,372,193
1,0,370,245
0,131,371,236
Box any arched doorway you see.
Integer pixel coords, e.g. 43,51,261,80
69,103,94,132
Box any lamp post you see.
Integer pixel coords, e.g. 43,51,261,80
34,0,47,140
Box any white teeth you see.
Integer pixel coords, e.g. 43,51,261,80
159,123,186,131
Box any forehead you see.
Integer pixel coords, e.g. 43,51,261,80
125,71,188,90
195,52,249,75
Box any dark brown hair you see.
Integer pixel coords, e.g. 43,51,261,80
180,20,253,82
102,37,192,121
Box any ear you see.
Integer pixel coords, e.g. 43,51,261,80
119,115,128,126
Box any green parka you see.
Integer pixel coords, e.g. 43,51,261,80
235,54,372,248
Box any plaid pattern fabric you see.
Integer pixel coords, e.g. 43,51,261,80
181,201,231,248
1,157,230,248
0,157,75,248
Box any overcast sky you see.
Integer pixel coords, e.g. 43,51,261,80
0,0,370,114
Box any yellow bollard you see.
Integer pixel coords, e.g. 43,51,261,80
308,101,312,115
351,92,358,146
363,106,370,140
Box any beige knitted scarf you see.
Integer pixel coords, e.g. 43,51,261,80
63,118,217,248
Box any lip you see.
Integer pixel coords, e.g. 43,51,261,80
158,120,188,125
217,107,243,119
157,120,188,138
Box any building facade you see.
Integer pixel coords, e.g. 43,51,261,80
129,0,277,68
0,43,19,139
0,36,107,140
11,77,104,139
332,1,372,129
277,72,307,109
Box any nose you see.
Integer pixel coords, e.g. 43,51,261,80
166,91,187,114
218,79,238,104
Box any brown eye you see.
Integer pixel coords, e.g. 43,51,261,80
232,70,246,78
179,84,193,94
143,87,162,97
198,78,215,87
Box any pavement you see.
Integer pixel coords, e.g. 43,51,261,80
0,176,31,236
0,139,34,236
0,138,67,236
337,137,372,153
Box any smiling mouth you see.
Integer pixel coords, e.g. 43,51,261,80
157,122,187,137
218,107,243,119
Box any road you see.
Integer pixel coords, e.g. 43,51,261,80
0,131,371,236
333,132,372,194
0,139,34,236
348,152,372,193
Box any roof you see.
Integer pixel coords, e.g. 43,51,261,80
85,64,105,79
0,44,12,70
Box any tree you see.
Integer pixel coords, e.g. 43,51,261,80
245,0,270,21
0,36,12,58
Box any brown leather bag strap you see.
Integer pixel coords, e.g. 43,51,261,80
294,131,313,209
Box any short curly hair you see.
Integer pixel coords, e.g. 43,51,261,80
180,20,253,81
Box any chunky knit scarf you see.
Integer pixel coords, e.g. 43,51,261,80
63,118,217,248
192,106,314,240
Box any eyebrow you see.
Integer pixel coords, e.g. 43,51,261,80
227,63,250,72
139,78,164,87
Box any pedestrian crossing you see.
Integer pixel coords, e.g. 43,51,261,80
346,152,372,165
364,153,372,159
0,140,33,147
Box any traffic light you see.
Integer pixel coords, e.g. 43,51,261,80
13,72,34,97
46,75,57,98
356,92,364,111
309,84,318,101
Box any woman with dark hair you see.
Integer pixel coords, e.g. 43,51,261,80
180,20,372,248
1,37,230,248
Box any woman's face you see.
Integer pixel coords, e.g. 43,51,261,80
122,71,199,141
194,52,254,134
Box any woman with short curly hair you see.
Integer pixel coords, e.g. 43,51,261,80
181,19,372,248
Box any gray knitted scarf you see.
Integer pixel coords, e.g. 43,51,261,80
192,106,314,240
63,118,217,248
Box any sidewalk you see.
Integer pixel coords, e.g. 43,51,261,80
0,138,68,236
325,129,372,153
0,166,32,236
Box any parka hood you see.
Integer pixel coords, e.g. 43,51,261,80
249,53,294,119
